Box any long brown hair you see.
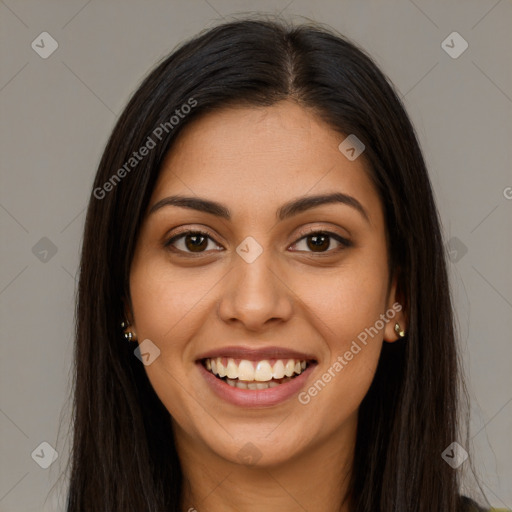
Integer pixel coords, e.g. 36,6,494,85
65,16,484,511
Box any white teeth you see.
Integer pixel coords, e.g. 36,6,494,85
272,360,285,379
238,360,255,381
254,360,273,381
226,358,238,379
205,356,310,383
217,360,227,378
284,359,295,377
225,377,293,389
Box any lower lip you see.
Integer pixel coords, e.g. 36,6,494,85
197,361,316,407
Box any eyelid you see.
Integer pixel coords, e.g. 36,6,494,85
163,226,220,253
164,225,217,242
296,225,351,243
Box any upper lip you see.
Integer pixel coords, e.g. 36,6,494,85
196,345,317,362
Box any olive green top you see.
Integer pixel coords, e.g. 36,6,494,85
462,496,510,512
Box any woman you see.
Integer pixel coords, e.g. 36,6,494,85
66,16,493,512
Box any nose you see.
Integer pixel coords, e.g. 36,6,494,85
217,251,294,331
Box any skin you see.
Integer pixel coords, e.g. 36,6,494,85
126,100,407,512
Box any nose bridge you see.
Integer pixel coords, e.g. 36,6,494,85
217,239,293,328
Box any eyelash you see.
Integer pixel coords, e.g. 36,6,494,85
163,228,352,256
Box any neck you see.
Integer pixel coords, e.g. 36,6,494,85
175,418,355,512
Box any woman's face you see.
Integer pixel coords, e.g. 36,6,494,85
128,100,405,467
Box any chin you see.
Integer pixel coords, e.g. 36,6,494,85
196,421,312,468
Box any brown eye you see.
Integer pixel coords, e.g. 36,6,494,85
164,230,222,254
183,233,208,252
306,233,330,252
291,231,352,254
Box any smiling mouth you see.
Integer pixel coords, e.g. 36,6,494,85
201,357,316,390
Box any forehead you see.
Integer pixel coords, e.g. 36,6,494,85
151,101,381,224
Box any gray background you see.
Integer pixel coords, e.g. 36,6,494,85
1,1,511,510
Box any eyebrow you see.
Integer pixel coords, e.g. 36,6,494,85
148,192,370,223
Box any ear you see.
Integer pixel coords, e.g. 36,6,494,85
383,272,407,343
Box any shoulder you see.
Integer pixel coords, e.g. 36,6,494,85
458,495,487,511
459,495,509,512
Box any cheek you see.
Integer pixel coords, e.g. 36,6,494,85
129,257,225,423
129,260,210,430
290,256,388,411
293,277,386,427
130,256,215,343
295,255,389,350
